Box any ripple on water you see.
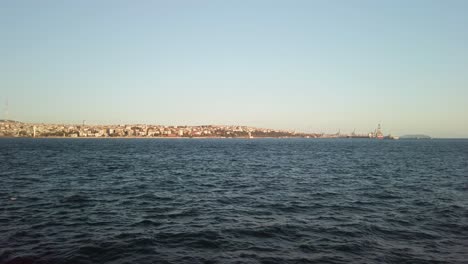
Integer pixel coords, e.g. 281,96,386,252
1,138,467,264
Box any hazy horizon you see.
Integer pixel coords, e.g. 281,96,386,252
1,1,468,138
0,119,455,138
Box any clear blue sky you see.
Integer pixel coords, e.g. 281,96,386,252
1,1,467,137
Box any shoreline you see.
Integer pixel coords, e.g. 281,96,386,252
0,136,302,139
0,136,450,140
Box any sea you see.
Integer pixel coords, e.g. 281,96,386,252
1,138,467,264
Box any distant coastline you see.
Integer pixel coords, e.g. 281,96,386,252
0,120,404,139
399,134,432,140
0,120,311,139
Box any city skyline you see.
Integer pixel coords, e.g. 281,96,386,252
0,120,403,139
0,119,430,140
1,1,468,138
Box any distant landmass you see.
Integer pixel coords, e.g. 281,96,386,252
0,120,312,138
0,120,399,139
400,134,431,139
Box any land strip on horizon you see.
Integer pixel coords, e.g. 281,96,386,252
0,120,403,139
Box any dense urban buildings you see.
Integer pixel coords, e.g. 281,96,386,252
0,120,307,138
0,120,399,139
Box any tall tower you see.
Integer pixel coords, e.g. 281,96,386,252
3,98,9,122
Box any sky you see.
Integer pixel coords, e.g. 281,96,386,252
1,1,467,138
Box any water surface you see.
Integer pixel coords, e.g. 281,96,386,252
1,138,467,263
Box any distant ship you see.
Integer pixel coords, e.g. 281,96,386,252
346,129,370,138
386,135,399,140
347,135,370,139
372,124,385,139
369,124,398,140
347,129,370,138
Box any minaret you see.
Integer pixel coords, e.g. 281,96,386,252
33,126,36,138
3,98,9,121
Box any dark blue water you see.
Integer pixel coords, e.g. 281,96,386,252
1,138,467,264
